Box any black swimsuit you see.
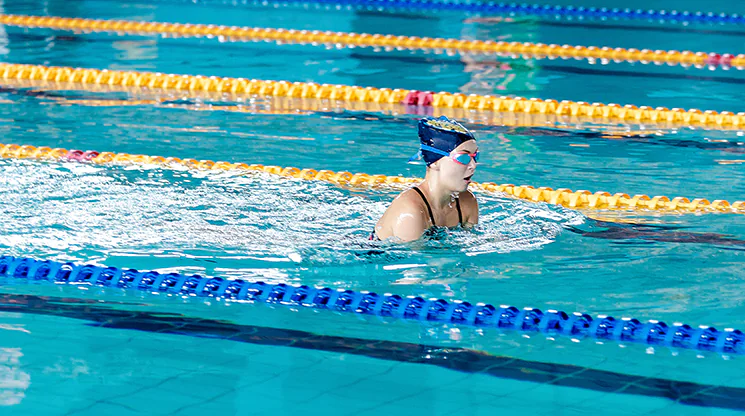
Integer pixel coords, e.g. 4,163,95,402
370,187,463,240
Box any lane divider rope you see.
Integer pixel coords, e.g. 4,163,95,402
3,63,745,131
1,255,743,355
0,14,740,70
1,142,743,214
209,0,745,27
0,77,675,133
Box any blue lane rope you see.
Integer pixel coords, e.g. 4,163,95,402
1,255,743,355
201,0,745,26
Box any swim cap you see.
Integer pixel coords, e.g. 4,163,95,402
416,116,475,166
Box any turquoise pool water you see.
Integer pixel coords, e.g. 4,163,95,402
2,0,745,414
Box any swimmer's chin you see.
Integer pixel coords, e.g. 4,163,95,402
456,182,471,193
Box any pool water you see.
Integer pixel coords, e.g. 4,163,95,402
2,0,745,414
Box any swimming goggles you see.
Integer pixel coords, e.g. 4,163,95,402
412,144,479,165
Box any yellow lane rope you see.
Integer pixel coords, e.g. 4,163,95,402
2,63,745,131
0,77,669,134
0,14,740,69
0,143,742,214
6,86,658,136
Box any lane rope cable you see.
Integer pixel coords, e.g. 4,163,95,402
3,63,745,131
1,142,743,214
0,14,740,70
1,255,743,355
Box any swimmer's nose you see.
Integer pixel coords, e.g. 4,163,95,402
467,157,477,170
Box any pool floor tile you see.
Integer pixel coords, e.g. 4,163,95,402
63,400,145,416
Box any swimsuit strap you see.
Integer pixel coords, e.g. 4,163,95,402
456,197,463,226
412,187,437,227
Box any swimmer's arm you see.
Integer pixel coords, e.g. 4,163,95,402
391,207,428,242
462,190,479,229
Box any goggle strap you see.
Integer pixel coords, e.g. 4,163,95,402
420,144,451,157
422,144,479,163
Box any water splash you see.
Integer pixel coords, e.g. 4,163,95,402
0,159,583,274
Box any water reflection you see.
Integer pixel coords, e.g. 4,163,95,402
568,219,745,249
0,0,9,57
459,15,539,95
0,347,29,406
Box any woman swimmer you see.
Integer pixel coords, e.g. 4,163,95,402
371,116,479,241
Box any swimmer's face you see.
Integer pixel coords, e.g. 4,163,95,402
436,139,478,192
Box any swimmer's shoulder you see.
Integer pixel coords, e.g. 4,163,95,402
387,189,431,222
460,189,478,204
399,187,428,204
376,188,430,240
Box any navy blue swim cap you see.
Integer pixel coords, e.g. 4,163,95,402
417,116,475,166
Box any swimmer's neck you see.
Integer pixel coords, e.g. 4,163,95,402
420,171,456,209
